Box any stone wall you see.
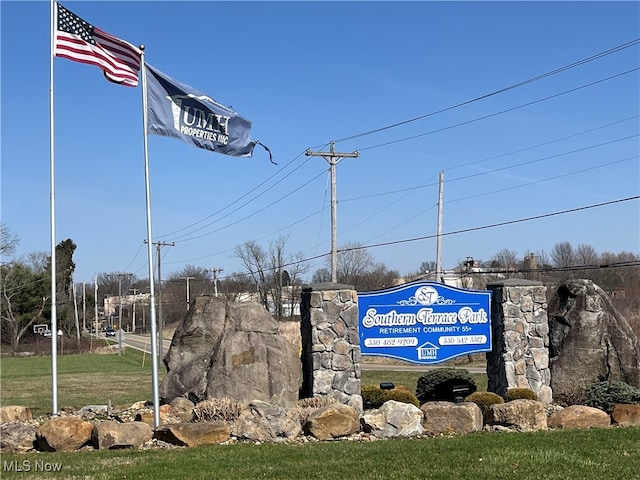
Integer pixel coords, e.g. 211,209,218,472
300,283,363,413
487,279,552,404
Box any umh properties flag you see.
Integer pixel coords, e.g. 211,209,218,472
54,2,141,87
145,63,273,161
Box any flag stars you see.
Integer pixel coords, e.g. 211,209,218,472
58,5,96,45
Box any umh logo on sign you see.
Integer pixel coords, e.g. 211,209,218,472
358,282,492,365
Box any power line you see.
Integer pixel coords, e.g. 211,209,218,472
345,196,640,253
156,148,320,240
341,130,639,204
207,195,639,281
333,39,640,144
355,67,639,152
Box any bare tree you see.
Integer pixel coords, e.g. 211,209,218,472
311,267,331,283
1,258,49,353
163,264,214,324
491,248,519,271
235,236,308,317
0,223,19,259
550,241,575,268
575,244,599,266
336,241,375,286
235,240,269,309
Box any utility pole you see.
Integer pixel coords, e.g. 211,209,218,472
82,281,86,334
145,240,174,358
182,277,195,311
305,141,359,283
435,170,444,282
207,268,224,297
131,288,138,333
94,274,98,339
115,273,132,355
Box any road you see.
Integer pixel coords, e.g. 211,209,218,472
119,333,171,354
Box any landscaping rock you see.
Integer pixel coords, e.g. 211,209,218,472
548,280,640,404
0,405,32,423
36,416,93,452
92,420,153,450
361,400,424,439
547,405,610,429
1,422,36,452
485,399,547,432
232,400,301,443
154,421,231,447
161,297,301,408
303,403,360,440
421,401,483,436
170,397,196,422
612,404,640,427
135,404,183,427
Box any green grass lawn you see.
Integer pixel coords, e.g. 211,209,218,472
2,352,638,479
0,348,164,416
1,351,484,416
1,428,638,479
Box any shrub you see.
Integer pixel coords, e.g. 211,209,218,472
465,391,504,417
583,381,640,415
192,397,245,422
415,368,477,404
361,385,420,409
362,385,387,409
382,387,420,408
504,388,538,402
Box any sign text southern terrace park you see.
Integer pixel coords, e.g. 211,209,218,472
358,282,492,364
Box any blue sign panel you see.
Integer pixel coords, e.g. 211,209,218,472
358,282,491,365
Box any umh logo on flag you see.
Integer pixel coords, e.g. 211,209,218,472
145,63,262,158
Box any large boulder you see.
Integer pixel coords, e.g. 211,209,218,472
548,279,640,404
0,406,32,423
1,422,36,452
420,401,483,436
92,420,153,450
232,400,301,443
612,404,640,427
547,405,610,430
303,403,360,440
36,417,93,452
160,297,301,407
361,400,424,439
154,421,231,447
484,399,547,432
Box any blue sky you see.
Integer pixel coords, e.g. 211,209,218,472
2,1,639,284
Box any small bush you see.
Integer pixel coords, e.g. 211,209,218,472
583,381,640,415
465,391,504,417
361,385,420,409
382,387,420,408
415,368,477,404
362,385,387,409
504,388,538,402
193,397,245,422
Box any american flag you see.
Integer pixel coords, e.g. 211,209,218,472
54,3,141,87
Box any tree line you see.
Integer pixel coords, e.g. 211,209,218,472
2,220,638,352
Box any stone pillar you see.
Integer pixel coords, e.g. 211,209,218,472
486,279,552,404
300,283,363,413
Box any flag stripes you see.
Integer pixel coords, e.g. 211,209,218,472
54,3,141,87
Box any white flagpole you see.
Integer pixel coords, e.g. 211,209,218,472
49,0,59,416
140,48,161,429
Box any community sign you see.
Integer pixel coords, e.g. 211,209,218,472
358,282,492,364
